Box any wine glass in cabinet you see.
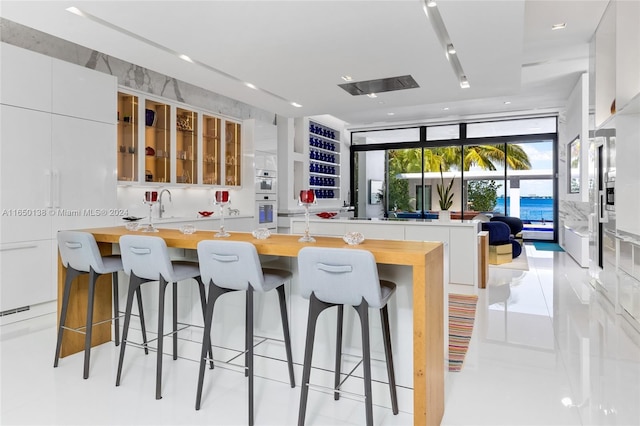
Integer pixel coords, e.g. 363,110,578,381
176,107,197,184
224,120,241,186
203,114,221,185
144,100,171,183
117,92,138,182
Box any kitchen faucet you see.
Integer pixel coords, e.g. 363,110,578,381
158,189,172,218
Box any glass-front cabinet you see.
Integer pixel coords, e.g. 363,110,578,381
117,92,138,182
145,99,171,183
116,89,241,187
225,121,242,187
176,107,197,184
203,114,221,185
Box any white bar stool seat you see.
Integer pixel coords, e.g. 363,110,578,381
55,230,141,379
297,247,399,426
116,235,211,400
195,240,295,425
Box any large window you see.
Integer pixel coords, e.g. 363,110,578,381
350,118,558,240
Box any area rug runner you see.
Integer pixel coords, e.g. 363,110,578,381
449,293,478,372
532,241,565,252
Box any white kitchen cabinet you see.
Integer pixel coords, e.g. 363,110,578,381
52,57,116,124
0,44,117,316
0,240,54,312
0,105,52,244
0,42,52,111
51,115,118,235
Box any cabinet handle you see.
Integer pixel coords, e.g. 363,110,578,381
45,170,52,208
52,170,60,208
598,191,607,223
0,243,38,252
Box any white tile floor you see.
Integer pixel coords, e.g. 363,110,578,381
1,244,639,425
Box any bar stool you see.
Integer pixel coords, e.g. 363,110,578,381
297,247,398,426
116,235,212,400
195,240,295,425
54,231,147,379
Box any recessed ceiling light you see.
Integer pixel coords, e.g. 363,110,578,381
341,75,353,82
442,107,450,111
245,82,257,89
552,23,567,30
387,112,395,116
426,0,437,7
178,54,193,63
291,102,302,108
504,101,511,105
66,6,84,16
367,93,378,98
459,76,470,89
447,44,456,55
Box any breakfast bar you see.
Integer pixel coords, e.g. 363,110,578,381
56,226,444,426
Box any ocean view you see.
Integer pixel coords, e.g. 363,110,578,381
495,197,554,222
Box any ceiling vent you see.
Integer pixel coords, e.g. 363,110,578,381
338,75,419,96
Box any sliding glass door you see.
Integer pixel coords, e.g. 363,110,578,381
350,119,557,241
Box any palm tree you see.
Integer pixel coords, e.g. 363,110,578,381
389,144,531,175
386,144,531,214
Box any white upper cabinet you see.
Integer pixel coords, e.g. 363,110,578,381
0,42,52,112
615,0,640,110
52,57,117,124
0,105,53,244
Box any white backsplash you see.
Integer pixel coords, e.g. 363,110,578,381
117,186,253,222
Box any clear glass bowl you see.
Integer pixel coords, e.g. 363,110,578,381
343,231,365,245
252,228,271,239
125,222,140,231
179,224,196,234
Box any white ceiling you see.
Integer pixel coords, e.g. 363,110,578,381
0,0,609,127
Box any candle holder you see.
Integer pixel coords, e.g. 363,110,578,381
214,190,230,237
142,191,159,232
298,189,317,243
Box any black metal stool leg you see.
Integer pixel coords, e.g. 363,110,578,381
135,287,149,355
247,290,255,426
195,283,230,410
54,268,81,368
116,275,144,387
276,284,295,387
298,294,332,426
172,282,178,360
197,278,214,369
356,301,373,426
156,277,168,400
381,305,398,414
112,271,120,346
83,269,98,379
334,304,344,400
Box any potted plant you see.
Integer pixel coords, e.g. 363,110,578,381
437,165,454,220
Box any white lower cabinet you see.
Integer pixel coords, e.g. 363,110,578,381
0,240,54,312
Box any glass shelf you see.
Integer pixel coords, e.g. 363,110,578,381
145,99,171,183
176,107,197,184
117,92,139,182
224,121,242,186
203,114,221,185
